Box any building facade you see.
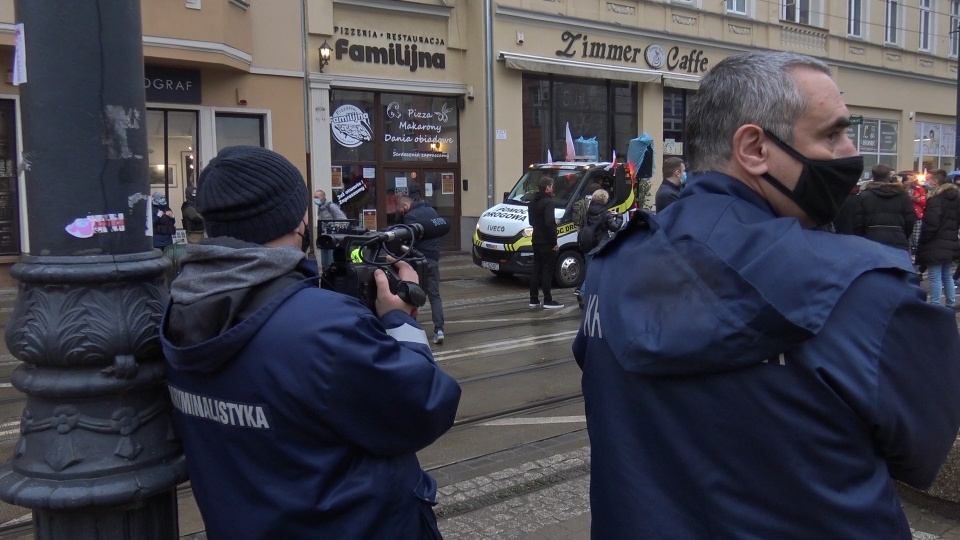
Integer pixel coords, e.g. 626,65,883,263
0,0,954,271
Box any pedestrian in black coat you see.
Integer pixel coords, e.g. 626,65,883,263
917,170,960,306
849,166,916,251
529,178,563,309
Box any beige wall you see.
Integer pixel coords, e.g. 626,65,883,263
143,1,253,57
250,0,304,73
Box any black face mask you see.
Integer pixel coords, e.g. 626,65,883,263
760,129,863,227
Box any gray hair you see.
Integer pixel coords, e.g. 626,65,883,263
686,50,832,172
592,189,610,204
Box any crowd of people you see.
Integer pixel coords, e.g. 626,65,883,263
836,166,960,307
153,49,960,539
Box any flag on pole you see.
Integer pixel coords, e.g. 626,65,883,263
546,149,553,164
565,123,576,161
605,150,618,171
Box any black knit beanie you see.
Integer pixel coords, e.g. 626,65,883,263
196,146,308,244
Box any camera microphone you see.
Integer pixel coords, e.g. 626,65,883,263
376,223,425,243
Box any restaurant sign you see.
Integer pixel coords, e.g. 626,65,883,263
555,31,710,74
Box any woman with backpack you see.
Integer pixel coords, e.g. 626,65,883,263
579,188,623,259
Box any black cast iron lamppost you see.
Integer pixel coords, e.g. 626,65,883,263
319,40,332,72
0,1,186,537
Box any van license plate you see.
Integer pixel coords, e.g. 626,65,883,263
481,261,500,271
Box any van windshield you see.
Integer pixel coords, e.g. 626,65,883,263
505,168,584,207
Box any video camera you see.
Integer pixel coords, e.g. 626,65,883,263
317,223,432,312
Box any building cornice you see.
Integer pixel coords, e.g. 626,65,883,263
310,72,467,95
333,0,452,18
142,36,253,66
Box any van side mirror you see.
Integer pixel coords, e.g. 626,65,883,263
503,191,509,203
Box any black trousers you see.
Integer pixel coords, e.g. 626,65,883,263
530,244,556,303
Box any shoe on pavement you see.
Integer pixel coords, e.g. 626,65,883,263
529,301,541,308
433,330,444,345
543,301,564,309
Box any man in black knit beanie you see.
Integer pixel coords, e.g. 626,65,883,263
159,145,461,539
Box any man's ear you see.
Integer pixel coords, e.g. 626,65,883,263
731,124,769,177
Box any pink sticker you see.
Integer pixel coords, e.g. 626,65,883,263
65,218,94,239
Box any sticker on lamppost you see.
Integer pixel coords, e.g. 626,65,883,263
65,214,126,238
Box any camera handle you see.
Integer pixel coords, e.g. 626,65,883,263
382,268,427,308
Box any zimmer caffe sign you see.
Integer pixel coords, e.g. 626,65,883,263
555,31,710,74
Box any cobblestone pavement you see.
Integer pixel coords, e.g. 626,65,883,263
433,430,960,540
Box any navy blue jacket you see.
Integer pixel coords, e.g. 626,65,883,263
161,257,460,539
574,172,960,539
402,200,448,261
654,180,682,213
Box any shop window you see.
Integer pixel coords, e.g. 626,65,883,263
847,119,899,180
215,113,264,152
329,164,373,223
521,75,637,166
663,87,694,160
147,109,198,196
381,93,459,163
331,90,376,163
914,122,955,172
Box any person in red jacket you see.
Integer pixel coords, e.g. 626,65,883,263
906,175,927,256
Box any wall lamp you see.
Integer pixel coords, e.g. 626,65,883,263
318,40,332,73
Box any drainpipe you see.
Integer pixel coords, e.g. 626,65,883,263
485,0,495,208
301,0,315,244
0,1,186,537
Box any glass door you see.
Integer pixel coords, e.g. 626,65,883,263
384,168,459,251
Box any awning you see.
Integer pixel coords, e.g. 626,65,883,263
499,51,662,83
662,73,701,90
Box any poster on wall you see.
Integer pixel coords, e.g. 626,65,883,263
441,173,455,195
425,183,434,197
922,124,941,156
363,209,377,231
395,177,408,196
942,125,957,159
915,123,923,156
860,120,879,153
879,121,898,155
331,166,343,189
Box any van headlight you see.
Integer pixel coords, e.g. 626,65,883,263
522,227,533,237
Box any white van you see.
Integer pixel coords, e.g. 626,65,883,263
472,161,635,288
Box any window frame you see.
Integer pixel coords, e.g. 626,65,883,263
951,0,960,57
885,0,901,45
782,0,821,26
726,0,748,16
919,0,934,51
848,0,865,37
